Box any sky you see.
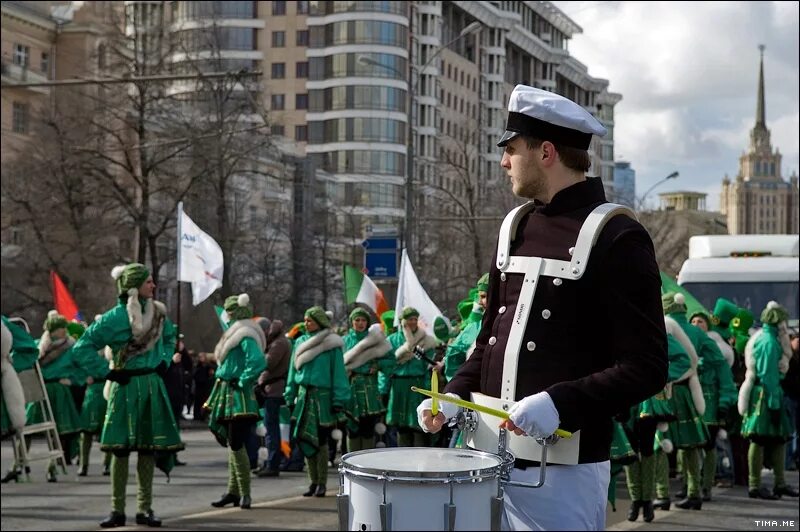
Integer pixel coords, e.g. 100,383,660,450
551,1,800,210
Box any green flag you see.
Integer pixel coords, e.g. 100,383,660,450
659,271,707,316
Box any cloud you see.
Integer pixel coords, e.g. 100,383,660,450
553,1,800,210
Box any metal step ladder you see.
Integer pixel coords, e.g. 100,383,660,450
11,361,67,481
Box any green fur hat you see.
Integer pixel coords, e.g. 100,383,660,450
661,292,687,315
760,301,789,325
476,272,489,293
224,293,253,321
43,310,68,333
111,263,150,296
305,306,331,329
401,307,420,321
349,307,371,324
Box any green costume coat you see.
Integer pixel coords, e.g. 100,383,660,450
205,319,266,446
71,300,183,453
26,337,83,435
739,324,793,442
342,328,393,422
284,329,350,456
384,328,435,429
662,331,709,448
444,319,481,382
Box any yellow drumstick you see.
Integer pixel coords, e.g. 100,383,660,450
412,386,572,439
431,370,439,416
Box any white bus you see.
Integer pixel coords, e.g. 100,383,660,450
677,234,799,326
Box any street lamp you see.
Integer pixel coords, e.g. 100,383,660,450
357,20,481,264
637,171,679,211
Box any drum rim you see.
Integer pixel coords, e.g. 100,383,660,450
339,447,502,481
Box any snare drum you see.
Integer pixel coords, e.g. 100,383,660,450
338,447,503,531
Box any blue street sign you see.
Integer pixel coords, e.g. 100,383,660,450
361,237,398,250
365,250,397,278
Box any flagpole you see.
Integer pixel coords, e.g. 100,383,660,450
176,201,183,352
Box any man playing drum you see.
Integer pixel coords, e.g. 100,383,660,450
418,85,668,530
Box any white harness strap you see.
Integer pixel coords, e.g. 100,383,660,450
496,203,636,403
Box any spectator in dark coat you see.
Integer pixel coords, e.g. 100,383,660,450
193,353,215,421
255,319,291,477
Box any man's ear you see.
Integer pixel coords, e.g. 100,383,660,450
540,141,557,164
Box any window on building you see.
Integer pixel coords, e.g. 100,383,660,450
13,44,29,67
295,125,308,141
249,205,259,231
296,0,309,14
272,1,286,15
40,52,49,74
295,61,309,78
271,62,285,79
272,31,285,47
296,30,309,46
295,93,308,109
270,124,285,135
12,102,29,134
271,94,285,110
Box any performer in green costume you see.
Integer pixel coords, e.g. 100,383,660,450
206,294,266,510
285,306,350,498
71,263,183,528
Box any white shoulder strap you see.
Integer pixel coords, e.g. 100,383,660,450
496,201,537,270
564,203,638,279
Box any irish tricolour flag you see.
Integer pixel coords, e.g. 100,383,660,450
343,265,390,317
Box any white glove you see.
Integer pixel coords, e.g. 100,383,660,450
417,394,462,433
506,392,560,438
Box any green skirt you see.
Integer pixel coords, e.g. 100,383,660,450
610,420,637,465
387,374,428,429
100,373,184,453
638,389,676,422
26,381,83,436
290,385,341,457
81,381,108,434
347,373,386,421
205,378,261,446
663,383,709,449
740,384,793,443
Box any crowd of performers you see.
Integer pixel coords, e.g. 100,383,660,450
1,263,797,528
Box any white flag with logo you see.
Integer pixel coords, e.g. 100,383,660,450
394,249,449,333
178,203,224,306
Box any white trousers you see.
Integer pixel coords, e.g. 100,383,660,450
501,461,610,531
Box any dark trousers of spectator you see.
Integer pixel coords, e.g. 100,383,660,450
193,386,211,421
244,424,260,470
263,397,283,471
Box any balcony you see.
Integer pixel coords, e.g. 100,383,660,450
1,61,50,94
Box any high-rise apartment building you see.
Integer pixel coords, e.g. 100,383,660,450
721,46,799,235
613,161,636,208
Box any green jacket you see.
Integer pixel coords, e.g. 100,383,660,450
2,315,38,372
669,313,737,410
284,330,350,407
666,334,692,382
35,339,82,382
385,329,432,378
71,299,177,377
753,324,785,410
444,320,480,381
214,321,266,387
342,329,394,376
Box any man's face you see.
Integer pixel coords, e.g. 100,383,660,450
304,317,319,333
139,276,156,299
404,316,418,332
352,316,368,333
500,136,547,199
791,336,799,354
691,316,709,332
478,291,488,310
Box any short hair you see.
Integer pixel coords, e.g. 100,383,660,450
522,135,591,173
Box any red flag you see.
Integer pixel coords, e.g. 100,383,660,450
50,270,81,321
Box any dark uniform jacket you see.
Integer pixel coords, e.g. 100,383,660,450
445,177,668,464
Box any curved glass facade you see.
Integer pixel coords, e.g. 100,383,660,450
308,117,405,144
308,85,405,112
177,27,256,52
309,53,406,80
178,1,256,20
310,1,408,16
322,150,404,175
309,20,407,48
